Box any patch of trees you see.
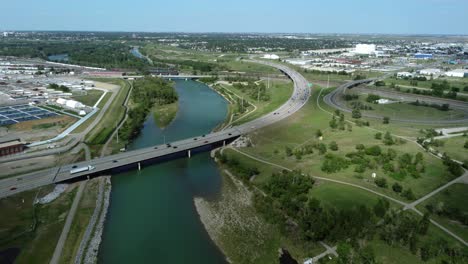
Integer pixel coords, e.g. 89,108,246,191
409,100,450,111
119,77,178,141
350,101,373,110
342,94,358,101
48,83,70,93
442,153,464,177
224,75,258,83
425,201,468,227
321,154,349,173
366,94,381,103
329,110,348,131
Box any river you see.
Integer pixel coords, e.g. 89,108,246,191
98,80,228,263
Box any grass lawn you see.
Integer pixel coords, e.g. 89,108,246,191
0,185,77,264
344,94,466,122
417,183,468,242
383,77,468,90
85,80,130,145
434,135,468,162
59,179,99,264
71,90,104,107
153,102,178,129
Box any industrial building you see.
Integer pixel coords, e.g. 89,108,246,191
0,138,26,156
353,44,376,55
414,53,433,59
444,69,468,78
262,54,280,60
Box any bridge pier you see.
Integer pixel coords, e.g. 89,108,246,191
223,140,226,147
188,150,191,158
138,162,141,171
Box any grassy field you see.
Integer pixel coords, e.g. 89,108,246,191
59,179,99,264
85,80,130,145
433,135,468,162
417,183,468,242
344,94,466,121
0,185,77,264
152,102,178,129
71,90,104,107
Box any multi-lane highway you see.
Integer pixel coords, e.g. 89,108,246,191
0,60,311,199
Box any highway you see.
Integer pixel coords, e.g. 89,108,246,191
0,60,311,199
323,79,468,124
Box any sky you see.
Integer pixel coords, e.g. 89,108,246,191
1,0,467,34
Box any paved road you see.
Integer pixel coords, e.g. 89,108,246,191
0,61,311,199
324,81,468,124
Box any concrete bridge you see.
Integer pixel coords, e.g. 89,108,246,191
0,60,311,198
121,75,211,80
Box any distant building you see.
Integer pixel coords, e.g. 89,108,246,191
445,69,468,78
56,98,85,108
0,139,25,157
353,44,376,55
397,72,414,78
262,54,280,60
419,68,441,76
284,59,311,66
414,53,433,59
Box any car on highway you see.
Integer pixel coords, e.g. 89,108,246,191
10,187,17,191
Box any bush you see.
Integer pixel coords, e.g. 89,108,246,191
383,117,390,124
402,188,416,200
329,141,339,151
321,154,350,173
392,182,403,193
375,177,388,188
375,132,382,140
352,109,362,119
365,145,382,156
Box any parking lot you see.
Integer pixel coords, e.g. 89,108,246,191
0,104,58,126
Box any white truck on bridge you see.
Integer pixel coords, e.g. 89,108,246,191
70,165,95,175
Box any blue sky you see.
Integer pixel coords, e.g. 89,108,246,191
2,0,467,34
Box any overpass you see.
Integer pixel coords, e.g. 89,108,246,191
0,60,311,199
120,75,211,80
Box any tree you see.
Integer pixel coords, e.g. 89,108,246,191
285,146,293,157
392,182,403,193
356,144,365,151
418,213,430,235
329,141,339,151
375,177,387,188
352,108,362,119
374,198,390,217
329,117,338,129
383,131,394,145
316,129,323,138
375,132,382,140
464,141,468,149
383,116,390,124
402,188,415,200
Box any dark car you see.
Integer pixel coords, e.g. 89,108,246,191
10,187,17,191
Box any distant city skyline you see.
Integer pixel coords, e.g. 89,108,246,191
2,0,468,35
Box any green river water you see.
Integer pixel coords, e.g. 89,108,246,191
98,80,228,263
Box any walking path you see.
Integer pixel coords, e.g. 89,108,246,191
310,242,338,263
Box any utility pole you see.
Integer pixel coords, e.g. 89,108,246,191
116,127,119,144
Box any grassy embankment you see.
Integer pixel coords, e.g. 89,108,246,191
59,179,100,264
81,80,130,156
0,185,77,264
71,90,104,107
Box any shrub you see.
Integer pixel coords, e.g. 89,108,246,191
392,182,403,193
375,177,388,188
375,132,382,140
329,141,339,151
